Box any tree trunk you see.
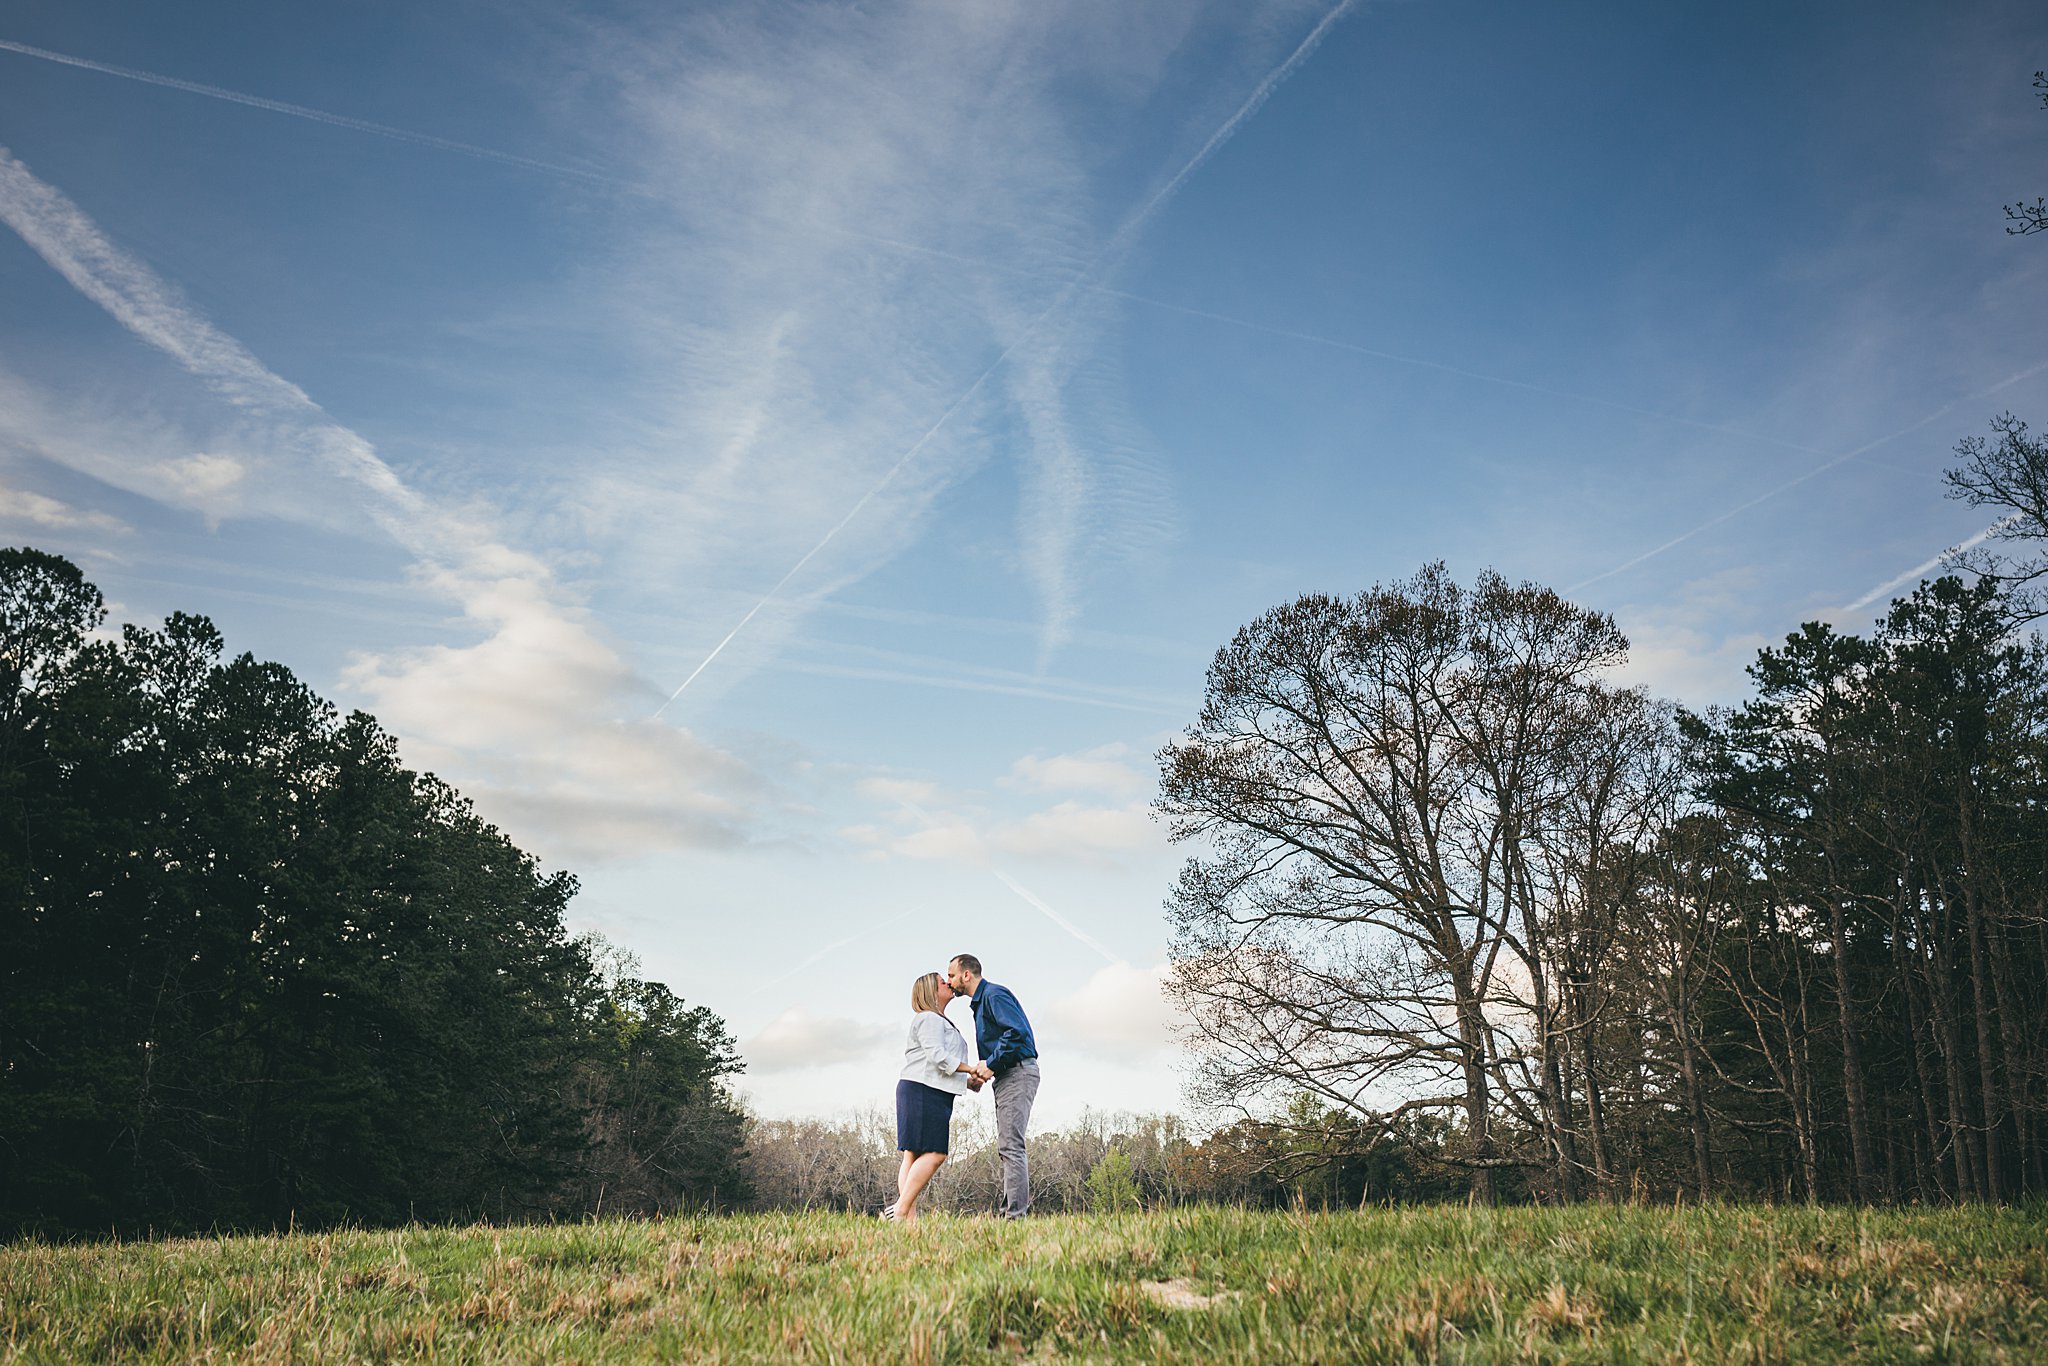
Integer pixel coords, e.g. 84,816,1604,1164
1671,993,1713,1201
1921,895,1981,1198
1578,1022,1613,1195
1898,886,1951,1200
1449,955,1495,1206
1823,885,1876,1202
1956,789,2006,1198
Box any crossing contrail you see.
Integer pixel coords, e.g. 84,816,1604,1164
1107,0,1358,260
993,870,1128,969
770,906,924,988
647,327,1039,718
1102,287,1823,456
1568,357,2048,594
653,0,1362,711
0,38,617,185
9,29,1791,469
1837,514,2022,616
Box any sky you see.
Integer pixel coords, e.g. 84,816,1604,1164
3,0,2045,1127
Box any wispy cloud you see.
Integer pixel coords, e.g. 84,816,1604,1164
0,476,126,534
0,143,757,862
846,781,1161,875
585,1,1349,712
1004,743,1151,799
741,1008,896,1073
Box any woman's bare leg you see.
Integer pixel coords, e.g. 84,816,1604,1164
892,1151,914,1215
898,1152,947,1222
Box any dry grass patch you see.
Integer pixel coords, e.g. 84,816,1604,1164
1521,1280,1604,1339
1138,1276,1238,1310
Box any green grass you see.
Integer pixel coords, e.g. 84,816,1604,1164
6,1204,2047,1362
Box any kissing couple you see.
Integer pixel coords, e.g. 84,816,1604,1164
887,954,1039,1225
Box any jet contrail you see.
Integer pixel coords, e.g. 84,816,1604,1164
994,870,1128,968
881,798,1132,967
647,324,1040,718
1838,514,2022,615
770,906,924,988
1568,357,2048,594
1107,0,1360,259
10,29,1784,467
0,144,425,538
0,38,617,185
654,0,1361,711
1102,288,1823,456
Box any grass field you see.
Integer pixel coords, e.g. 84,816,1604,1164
5,1203,2046,1363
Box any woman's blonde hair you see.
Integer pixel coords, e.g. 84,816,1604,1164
910,971,945,1014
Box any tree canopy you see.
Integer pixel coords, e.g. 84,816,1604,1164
0,548,747,1237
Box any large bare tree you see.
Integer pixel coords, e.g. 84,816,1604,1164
1156,564,1650,1201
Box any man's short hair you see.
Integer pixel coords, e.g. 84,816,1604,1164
950,953,982,977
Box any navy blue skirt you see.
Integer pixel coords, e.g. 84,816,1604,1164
895,1079,955,1154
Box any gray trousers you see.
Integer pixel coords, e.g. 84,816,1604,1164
992,1060,1040,1218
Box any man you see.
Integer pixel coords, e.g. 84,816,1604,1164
947,953,1039,1218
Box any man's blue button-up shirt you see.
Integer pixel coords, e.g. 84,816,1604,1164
970,979,1038,1077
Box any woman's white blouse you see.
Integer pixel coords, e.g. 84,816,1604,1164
900,1010,972,1095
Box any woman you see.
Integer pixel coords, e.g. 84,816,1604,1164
890,971,981,1223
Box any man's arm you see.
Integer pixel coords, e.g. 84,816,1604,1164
977,987,1032,1076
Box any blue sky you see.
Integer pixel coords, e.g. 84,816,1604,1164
3,0,2045,1123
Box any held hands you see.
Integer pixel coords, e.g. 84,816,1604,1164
969,1063,995,1085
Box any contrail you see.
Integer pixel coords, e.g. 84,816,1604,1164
0,38,616,185
0,143,426,538
882,798,1131,968
648,325,1039,718
1568,357,2048,594
1837,514,2021,616
994,870,1128,969
1106,0,1360,259
654,0,1361,711
11,28,1778,464
770,906,924,988
1102,288,1822,456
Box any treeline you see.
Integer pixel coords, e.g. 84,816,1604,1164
0,550,749,1238
1159,417,2048,1205
741,1107,1476,1212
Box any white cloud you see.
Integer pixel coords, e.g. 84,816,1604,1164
154,451,244,502
856,776,942,806
1005,742,1150,798
742,1008,897,1073
994,800,1157,862
1610,568,1775,707
1039,961,1177,1061
0,478,125,534
342,563,768,863
844,777,1158,869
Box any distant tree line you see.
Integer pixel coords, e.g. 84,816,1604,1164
0,549,749,1238
1158,416,2048,1205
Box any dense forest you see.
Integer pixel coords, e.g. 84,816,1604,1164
0,548,749,1238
